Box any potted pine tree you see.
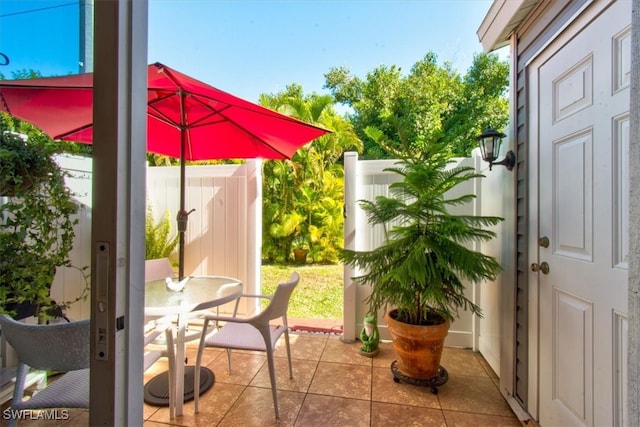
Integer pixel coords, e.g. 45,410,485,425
339,139,503,384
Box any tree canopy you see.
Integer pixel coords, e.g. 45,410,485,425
324,52,509,158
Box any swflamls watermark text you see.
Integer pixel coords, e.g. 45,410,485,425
2,408,70,421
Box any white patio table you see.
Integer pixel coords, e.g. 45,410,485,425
144,275,242,417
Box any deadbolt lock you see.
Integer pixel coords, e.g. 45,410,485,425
538,236,550,248
531,262,550,274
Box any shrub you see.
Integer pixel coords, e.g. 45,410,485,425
145,206,179,261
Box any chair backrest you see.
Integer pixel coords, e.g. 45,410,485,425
145,258,174,282
0,315,90,372
256,272,299,322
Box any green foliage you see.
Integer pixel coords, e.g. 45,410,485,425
0,116,82,319
1,69,44,80
260,84,362,264
145,207,179,261
339,137,503,325
324,52,509,158
0,130,55,195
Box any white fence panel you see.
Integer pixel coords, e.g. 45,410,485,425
52,156,262,320
51,155,93,321
343,152,479,348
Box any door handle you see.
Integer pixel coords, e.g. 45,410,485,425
531,262,550,274
538,236,550,248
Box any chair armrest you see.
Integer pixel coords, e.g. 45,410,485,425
200,313,252,324
200,294,274,324
238,293,273,301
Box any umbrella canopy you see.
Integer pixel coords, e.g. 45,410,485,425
0,62,330,278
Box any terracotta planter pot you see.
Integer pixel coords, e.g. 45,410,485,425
293,248,308,263
385,309,450,380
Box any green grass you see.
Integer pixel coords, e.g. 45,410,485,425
261,264,343,319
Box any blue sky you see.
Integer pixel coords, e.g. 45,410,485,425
1,0,502,103
0,1,80,76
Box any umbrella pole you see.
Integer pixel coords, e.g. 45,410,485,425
177,89,189,280
176,192,194,279
177,157,186,280
176,160,195,279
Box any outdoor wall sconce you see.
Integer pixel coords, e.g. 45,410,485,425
476,127,516,171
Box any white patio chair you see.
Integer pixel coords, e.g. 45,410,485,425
144,257,175,283
193,272,299,418
0,315,89,427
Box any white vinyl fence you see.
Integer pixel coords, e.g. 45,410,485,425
52,151,506,371
52,155,262,321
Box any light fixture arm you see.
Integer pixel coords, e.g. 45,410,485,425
488,150,516,171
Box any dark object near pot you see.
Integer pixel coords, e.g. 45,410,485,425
293,248,308,263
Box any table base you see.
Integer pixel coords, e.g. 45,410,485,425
144,366,214,406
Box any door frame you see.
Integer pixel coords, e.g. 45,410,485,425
525,0,615,420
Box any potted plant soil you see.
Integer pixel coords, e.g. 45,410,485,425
340,140,503,387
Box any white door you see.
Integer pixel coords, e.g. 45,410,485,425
532,1,630,426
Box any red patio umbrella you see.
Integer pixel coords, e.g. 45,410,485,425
0,62,330,279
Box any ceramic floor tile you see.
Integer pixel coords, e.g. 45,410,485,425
475,352,499,379
371,402,446,426
443,409,523,426
308,361,371,399
60,410,90,426
294,394,370,427
143,402,160,421
250,358,318,392
185,343,222,367
144,357,170,380
371,366,441,408
204,352,266,386
14,340,522,427
144,421,176,426
441,347,488,377
371,341,396,368
147,381,245,426
320,338,372,365
491,375,501,389
274,333,328,361
437,374,515,417
219,386,305,426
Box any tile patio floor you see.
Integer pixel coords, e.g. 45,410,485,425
16,327,523,426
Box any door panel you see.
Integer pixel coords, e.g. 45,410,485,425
533,1,630,426
613,113,630,269
553,129,592,261
553,289,593,423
